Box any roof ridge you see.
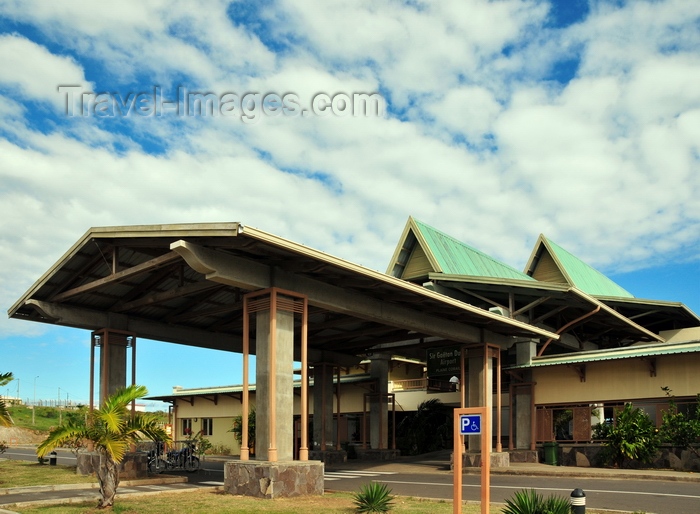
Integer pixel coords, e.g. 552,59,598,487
412,218,534,280
544,236,634,298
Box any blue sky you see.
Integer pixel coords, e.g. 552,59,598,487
0,1,698,409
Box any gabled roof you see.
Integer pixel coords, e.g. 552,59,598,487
524,235,634,298
387,217,535,282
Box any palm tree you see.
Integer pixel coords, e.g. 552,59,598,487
0,372,14,427
37,384,170,508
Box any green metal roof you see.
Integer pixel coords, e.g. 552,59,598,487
507,340,700,369
544,237,634,298
413,219,536,281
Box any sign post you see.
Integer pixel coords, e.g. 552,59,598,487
453,407,490,514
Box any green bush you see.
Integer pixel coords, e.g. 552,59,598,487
659,389,700,455
502,489,571,514
352,482,395,513
396,399,452,455
599,403,660,468
206,443,232,455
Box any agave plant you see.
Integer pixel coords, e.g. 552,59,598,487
352,482,395,513
502,488,571,514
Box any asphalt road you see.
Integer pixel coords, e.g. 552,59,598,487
4,448,700,513
326,469,700,514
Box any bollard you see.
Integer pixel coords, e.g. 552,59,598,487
570,488,585,514
49,451,57,466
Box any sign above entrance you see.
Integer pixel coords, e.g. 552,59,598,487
426,346,462,377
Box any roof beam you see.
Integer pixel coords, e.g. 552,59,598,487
22,299,360,367
113,280,223,312
170,240,523,345
51,252,182,302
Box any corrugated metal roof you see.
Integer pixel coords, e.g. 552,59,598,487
413,219,536,281
543,237,634,298
507,340,700,369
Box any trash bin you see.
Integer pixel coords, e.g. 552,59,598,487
49,451,58,466
543,442,558,466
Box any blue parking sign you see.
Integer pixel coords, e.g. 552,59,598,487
460,414,481,434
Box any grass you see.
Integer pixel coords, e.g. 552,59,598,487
6,405,169,433
6,405,62,432
10,489,506,514
0,460,97,488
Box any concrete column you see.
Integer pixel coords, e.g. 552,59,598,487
312,364,335,450
97,332,129,406
255,308,294,461
515,340,537,450
467,347,493,451
369,353,390,449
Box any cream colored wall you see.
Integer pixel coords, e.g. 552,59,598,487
534,354,700,405
174,395,253,453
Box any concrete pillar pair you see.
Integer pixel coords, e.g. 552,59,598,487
90,329,135,409
368,353,391,450
312,364,336,451
514,340,537,450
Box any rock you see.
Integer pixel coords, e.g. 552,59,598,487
575,451,590,467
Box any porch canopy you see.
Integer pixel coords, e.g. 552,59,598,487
8,222,558,365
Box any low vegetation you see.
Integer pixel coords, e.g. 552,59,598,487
0,460,96,488
501,489,571,514
352,482,395,513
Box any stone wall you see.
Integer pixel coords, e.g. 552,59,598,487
76,451,148,479
308,449,347,466
551,444,700,471
354,448,400,461
223,461,324,499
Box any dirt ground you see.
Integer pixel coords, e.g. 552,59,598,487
0,426,47,445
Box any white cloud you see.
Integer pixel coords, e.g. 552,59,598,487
0,34,91,109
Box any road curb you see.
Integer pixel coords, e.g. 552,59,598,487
0,475,187,496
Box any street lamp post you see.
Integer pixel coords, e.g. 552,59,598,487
32,376,39,425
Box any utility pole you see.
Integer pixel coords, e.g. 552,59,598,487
32,376,39,425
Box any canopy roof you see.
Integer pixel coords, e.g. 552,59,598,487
9,223,558,365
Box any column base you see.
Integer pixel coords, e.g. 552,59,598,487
223,460,324,498
309,449,347,466
354,448,401,461
451,451,510,470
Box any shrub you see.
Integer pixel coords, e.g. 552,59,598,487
352,482,395,513
396,399,451,455
599,403,660,468
230,408,255,455
659,388,700,456
502,489,571,514
206,443,232,455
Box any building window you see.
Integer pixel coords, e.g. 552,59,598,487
181,418,192,436
202,418,213,436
